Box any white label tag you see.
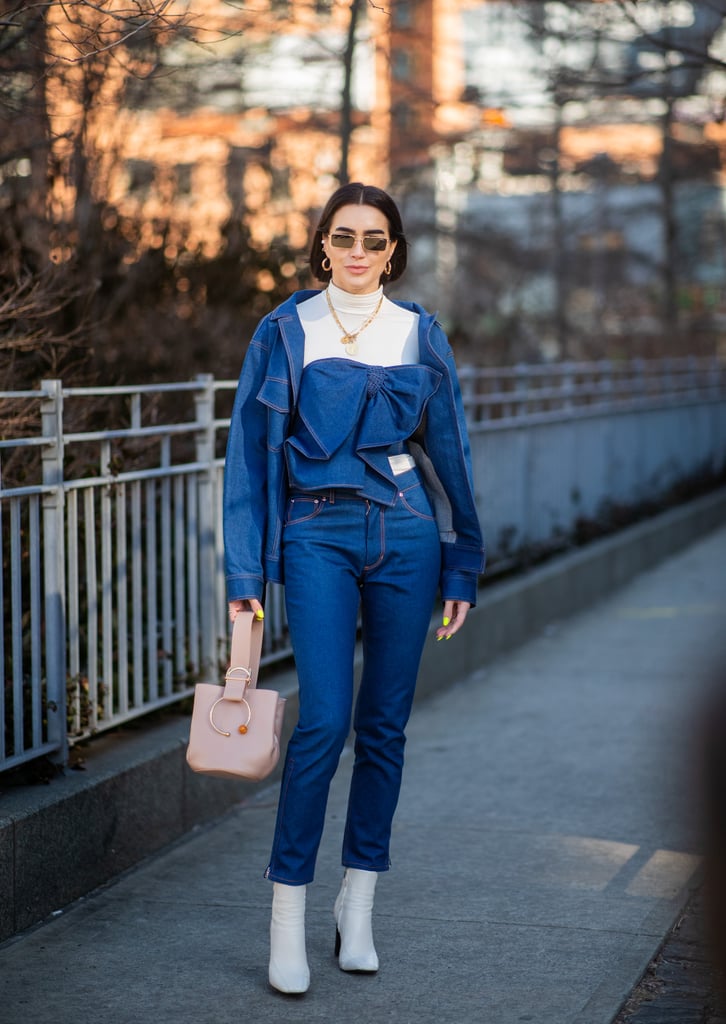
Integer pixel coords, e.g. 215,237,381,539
388,454,416,476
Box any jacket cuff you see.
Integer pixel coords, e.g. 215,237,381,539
440,541,485,574
440,568,479,608
226,573,264,603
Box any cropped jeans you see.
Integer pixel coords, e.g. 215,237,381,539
266,475,441,885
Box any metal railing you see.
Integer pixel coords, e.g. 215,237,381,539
458,357,726,425
2,357,725,773
1,376,240,772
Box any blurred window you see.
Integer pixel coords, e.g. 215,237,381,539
393,1,413,29
392,50,413,81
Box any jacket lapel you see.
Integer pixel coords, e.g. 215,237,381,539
271,291,318,408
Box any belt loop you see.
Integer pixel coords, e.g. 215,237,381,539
328,490,335,505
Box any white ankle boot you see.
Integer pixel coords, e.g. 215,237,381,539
269,882,310,994
334,868,379,972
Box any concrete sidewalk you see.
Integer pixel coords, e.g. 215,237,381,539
1,526,725,1024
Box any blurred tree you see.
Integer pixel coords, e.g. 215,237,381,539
417,0,726,362
0,0,380,390
541,0,726,350
339,0,364,184
0,1,189,389
616,0,726,339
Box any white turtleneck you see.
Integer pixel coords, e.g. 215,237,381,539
298,281,419,367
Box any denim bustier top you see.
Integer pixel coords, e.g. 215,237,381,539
284,358,442,504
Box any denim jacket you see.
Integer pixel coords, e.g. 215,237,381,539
223,290,485,606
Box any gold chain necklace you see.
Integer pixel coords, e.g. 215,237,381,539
325,288,384,356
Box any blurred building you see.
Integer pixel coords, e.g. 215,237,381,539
35,0,726,357
386,0,726,358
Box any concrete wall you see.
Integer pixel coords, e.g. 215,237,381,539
472,399,726,563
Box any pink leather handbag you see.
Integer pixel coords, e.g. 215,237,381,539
186,612,286,782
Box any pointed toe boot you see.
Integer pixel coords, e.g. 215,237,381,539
269,882,310,994
334,868,379,973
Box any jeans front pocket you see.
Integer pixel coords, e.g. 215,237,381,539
284,495,325,526
397,480,435,521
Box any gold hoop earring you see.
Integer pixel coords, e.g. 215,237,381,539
322,256,332,272
384,260,392,276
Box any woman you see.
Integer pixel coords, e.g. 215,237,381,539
224,183,484,994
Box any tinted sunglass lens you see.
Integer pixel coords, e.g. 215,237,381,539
329,234,388,251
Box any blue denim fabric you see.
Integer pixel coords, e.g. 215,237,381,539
265,479,441,884
223,290,485,608
285,358,442,504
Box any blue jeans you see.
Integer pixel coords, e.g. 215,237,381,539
266,477,441,885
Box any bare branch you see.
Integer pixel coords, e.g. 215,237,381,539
611,0,726,72
1,0,184,68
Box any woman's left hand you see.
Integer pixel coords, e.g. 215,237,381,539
435,600,471,640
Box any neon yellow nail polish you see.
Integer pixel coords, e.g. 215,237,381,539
255,609,265,620
442,616,450,627
445,633,452,640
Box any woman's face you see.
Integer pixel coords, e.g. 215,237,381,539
322,203,397,295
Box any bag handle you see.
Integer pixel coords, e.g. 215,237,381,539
224,612,264,701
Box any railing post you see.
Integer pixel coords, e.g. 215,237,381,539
41,379,68,764
707,356,720,399
685,354,697,397
194,374,218,674
514,363,529,417
458,364,476,424
598,359,613,408
561,360,575,412
632,357,646,402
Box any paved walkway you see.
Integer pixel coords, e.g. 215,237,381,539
2,526,725,1024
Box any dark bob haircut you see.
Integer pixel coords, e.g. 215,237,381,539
309,182,408,285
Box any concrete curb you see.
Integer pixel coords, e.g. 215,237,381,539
2,486,725,943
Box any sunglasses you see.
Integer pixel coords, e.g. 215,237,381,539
327,233,390,252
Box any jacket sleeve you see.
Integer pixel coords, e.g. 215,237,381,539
422,338,485,607
223,317,274,603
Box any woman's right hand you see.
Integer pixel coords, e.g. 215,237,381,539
228,598,264,622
